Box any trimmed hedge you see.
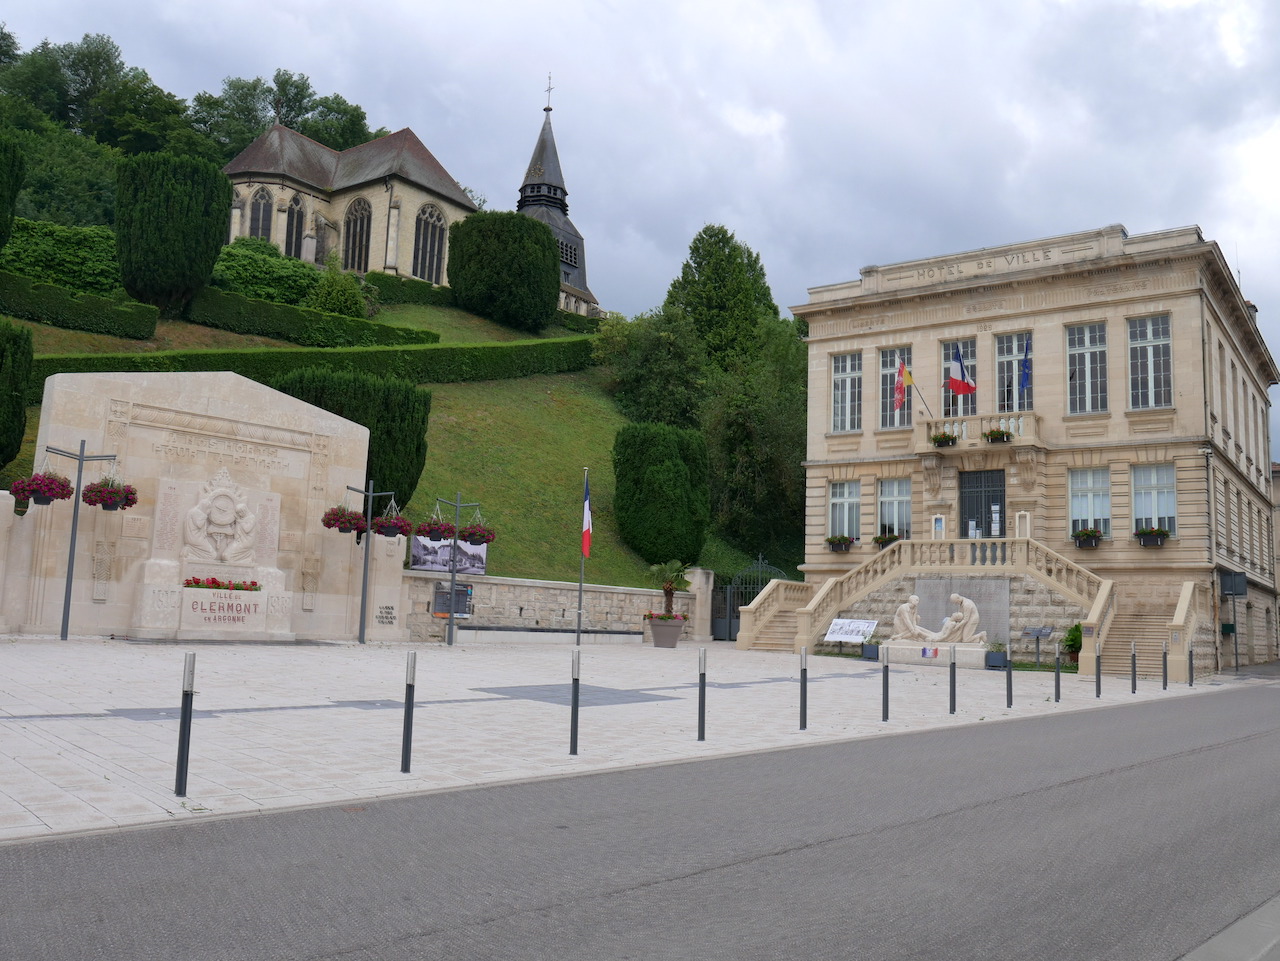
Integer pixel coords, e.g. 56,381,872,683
363,271,456,307
27,335,596,405
555,310,601,334
612,422,710,565
0,218,122,295
0,269,158,339
210,241,321,305
187,287,440,348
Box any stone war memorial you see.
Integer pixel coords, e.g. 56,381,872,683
0,372,408,641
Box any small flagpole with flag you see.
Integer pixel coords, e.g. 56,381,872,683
947,344,977,395
896,352,936,420
576,469,590,646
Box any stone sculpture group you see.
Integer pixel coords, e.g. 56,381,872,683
891,593,987,646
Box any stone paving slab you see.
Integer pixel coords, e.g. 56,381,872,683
0,633,1244,844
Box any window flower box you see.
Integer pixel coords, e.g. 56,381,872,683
1072,528,1103,549
1135,527,1169,548
872,533,900,549
983,428,1013,443
825,535,853,552
930,432,958,447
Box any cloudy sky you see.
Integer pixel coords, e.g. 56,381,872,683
8,0,1280,443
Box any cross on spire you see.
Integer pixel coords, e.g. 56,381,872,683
545,73,554,111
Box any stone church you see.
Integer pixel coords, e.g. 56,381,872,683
223,106,600,314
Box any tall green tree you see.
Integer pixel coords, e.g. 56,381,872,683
297,93,382,151
612,422,709,565
447,211,559,333
115,152,230,316
7,119,118,225
0,40,70,123
663,224,778,365
58,33,125,132
271,367,431,507
0,132,25,250
702,314,807,554
0,320,33,470
84,66,187,154
592,306,707,429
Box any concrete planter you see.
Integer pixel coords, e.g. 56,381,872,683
648,619,683,648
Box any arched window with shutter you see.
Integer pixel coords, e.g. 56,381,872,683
411,204,446,284
343,197,372,272
249,187,273,240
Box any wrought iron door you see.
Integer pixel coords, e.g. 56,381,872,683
958,470,1006,539
712,555,786,641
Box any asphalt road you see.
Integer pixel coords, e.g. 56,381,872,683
4,680,1280,960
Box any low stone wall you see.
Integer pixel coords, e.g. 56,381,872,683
403,568,713,645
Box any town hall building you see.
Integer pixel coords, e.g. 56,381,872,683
738,224,1278,680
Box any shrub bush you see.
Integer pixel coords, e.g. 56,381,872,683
301,253,376,318
612,422,709,564
363,271,456,307
210,239,320,305
272,367,431,506
447,211,559,334
0,320,32,469
0,270,157,339
0,218,122,294
186,287,435,348
0,135,25,253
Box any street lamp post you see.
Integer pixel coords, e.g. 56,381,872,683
45,440,117,641
436,492,478,647
347,478,395,645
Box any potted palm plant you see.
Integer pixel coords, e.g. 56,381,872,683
645,560,690,648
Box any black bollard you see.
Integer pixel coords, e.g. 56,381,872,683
1188,643,1195,688
698,648,706,741
401,651,416,774
174,652,195,797
1162,641,1168,691
1006,645,1013,709
882,648,889,722
949,646,956,715
1054,643,1061,703
799,647,808,730
1095,644,1102,699
1131,641,1137,694
569,649,580,756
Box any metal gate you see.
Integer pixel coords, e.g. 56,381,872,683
712,555,786,642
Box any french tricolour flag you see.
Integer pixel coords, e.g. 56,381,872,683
947,345,976,395
582,474,592,558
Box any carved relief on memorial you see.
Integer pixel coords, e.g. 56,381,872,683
182,468,258,564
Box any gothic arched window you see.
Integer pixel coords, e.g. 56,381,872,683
343,198,372,272
249,188,273,240
411,204,446,284
284,193,304,259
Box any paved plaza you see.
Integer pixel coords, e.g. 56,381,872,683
0,633,1236,844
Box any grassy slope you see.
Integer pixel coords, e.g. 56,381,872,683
3,303,747,587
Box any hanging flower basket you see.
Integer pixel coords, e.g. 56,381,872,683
321,505,366,534
81,477,138,512
459,522,495,546
11,472,74,505
372,514,411,538
415,518,456,541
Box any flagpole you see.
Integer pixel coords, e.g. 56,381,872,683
576,468,588,647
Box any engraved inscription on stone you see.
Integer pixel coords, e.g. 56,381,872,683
153,482,184,555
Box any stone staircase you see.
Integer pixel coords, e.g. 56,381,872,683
1097,611,1171,678
749,610,799,652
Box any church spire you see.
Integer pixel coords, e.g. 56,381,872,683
518,76,567,214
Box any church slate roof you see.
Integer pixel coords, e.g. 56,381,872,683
225,125,476,210
520,109,566,194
